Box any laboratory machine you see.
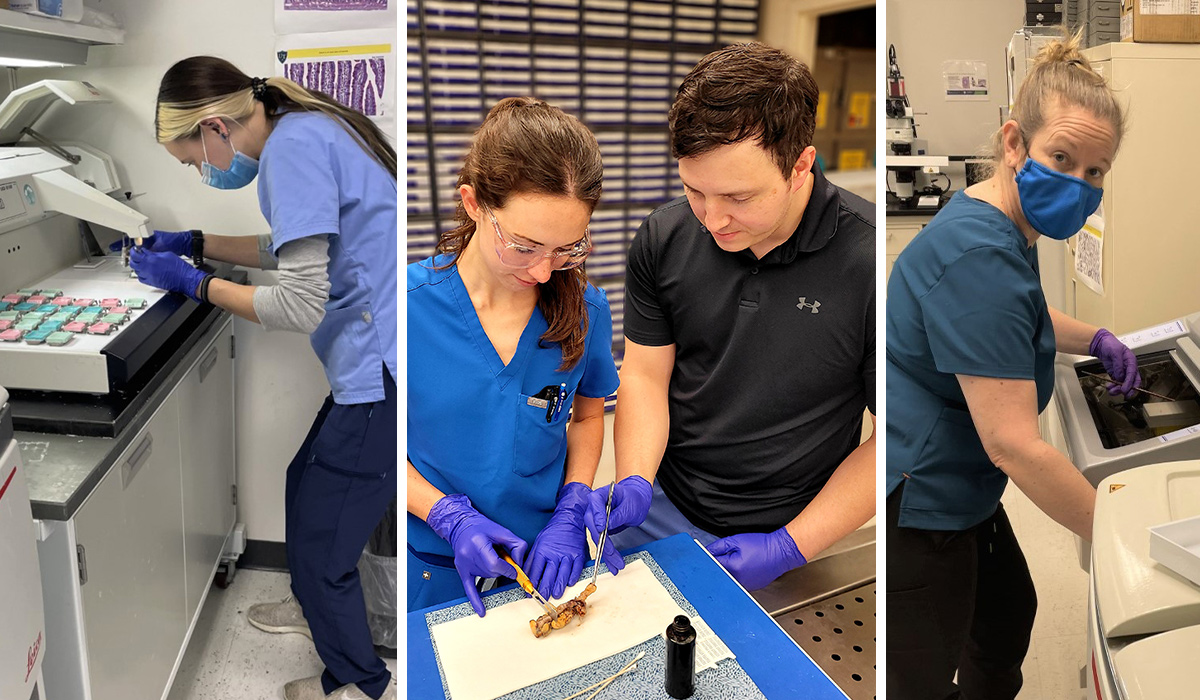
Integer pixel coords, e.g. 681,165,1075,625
1087,462,1200,700
0,388,45,700
1054,313,1200,488
1,80,244,700
884,44,947,209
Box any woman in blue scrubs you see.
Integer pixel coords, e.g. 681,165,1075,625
407,97,620,616
130,57,397,700
886,38,1138,700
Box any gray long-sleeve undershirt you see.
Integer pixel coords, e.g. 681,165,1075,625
251,235,331,334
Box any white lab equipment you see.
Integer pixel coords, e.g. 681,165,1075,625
1054,313,1200,490
0,80,242,700
1087,462,1200,700
0,388,46,700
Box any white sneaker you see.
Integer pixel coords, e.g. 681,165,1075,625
282,675,325,700
326,675,397,700
248,594,312,639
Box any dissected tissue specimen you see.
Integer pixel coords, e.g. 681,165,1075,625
530,583,597,639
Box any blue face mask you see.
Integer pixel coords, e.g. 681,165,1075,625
200,124,259,190
1014,157,1103,240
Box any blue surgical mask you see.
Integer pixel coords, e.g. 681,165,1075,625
1014,157,1103,240
200,124,259,190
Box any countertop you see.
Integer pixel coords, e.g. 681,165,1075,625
18,310,232,521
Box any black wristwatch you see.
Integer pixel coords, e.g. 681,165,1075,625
190,229,205,268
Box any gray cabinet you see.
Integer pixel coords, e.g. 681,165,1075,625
37,316,237,700
75,400,186,700
1066,44,1200,334
178,321,236,620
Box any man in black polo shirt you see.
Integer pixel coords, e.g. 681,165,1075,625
585,42,875,591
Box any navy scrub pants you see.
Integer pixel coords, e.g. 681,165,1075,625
285,368,397,699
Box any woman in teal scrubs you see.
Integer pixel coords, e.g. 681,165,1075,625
407,97,620,616
885,37,1138,700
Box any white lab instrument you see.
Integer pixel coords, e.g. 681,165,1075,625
1005,28,1058,113
0,388,46,700
1087,462,1200,700
1054,312,1200,489
0,81,183,396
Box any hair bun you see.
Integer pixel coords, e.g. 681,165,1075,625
1034,34,1089,69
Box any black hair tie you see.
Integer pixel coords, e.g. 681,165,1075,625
250,77,268,99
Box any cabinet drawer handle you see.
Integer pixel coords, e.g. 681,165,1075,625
123,433,153,489
198,346,219,383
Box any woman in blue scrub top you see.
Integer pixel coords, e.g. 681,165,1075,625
129,57,397,700
885,38,1140,700
408,97,620,617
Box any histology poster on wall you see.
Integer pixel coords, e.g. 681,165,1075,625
275,30,397,139
274,0,397,35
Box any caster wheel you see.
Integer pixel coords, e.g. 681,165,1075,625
215,563,233,589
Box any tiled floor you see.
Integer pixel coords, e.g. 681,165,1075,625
1006,405,1091,700
167,568,398,700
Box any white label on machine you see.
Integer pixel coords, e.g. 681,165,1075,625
1118,320,1186,350
1075,210,1105,295
1158,424,1200,443
1141,0,1200,15
0,181,27,225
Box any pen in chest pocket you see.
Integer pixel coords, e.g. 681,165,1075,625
525,384,561,422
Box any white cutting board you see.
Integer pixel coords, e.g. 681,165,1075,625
430,559,687,700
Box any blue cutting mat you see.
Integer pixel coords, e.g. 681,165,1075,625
424,551,768,700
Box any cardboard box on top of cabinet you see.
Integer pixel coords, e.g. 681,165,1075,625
1122,0,1200,43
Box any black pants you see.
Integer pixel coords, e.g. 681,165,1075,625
886,483,1037,700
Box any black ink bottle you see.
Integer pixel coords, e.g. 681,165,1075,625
665,614,696,698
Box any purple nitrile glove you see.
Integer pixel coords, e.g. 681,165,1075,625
583,475,652,576
427,493,529,617
108,230,194,257
1090,328,1142,398
705,527,808,591
525,482,591,600
129,248,208,303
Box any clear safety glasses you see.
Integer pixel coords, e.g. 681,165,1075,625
486,208,592,270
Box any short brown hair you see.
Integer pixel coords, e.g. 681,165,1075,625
669,42,818,178
437,97,603,370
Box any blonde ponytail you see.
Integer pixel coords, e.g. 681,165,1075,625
156,57,396,178
988,29,1126,165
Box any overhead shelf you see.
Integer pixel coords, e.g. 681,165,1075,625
0,7,124,46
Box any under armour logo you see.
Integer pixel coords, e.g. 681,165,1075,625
796,297,821,313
